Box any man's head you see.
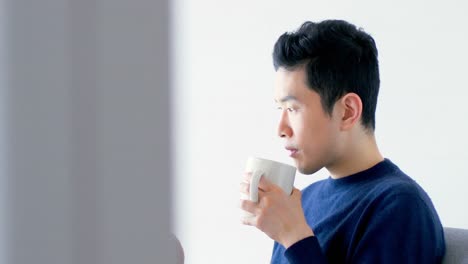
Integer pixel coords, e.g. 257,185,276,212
273,20,380,174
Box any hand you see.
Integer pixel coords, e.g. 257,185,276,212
239,173,314,248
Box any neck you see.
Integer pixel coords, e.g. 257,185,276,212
327,130,384,179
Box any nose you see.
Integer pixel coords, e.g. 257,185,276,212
277,110,293,138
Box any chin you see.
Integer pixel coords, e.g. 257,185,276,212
296,160,323,175
299,168,321,175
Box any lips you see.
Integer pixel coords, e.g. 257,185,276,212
285,146,299,157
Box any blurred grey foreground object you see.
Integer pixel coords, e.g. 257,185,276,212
4,0,173,263
172,234,185,264
443,227,468,264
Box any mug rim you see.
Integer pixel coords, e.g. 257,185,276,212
247,156,296,170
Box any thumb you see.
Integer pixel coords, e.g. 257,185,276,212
291,187,302,198
258,176,276,192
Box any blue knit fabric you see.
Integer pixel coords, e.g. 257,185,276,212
271,159,445,264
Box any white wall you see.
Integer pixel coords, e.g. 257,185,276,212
2,0,173,263
172,0,468,263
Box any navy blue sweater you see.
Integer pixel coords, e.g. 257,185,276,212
271,159,445,263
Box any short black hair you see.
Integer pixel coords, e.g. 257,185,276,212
273,20,380,130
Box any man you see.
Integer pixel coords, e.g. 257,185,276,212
240,20,445,263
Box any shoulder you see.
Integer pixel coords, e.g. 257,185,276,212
363,170,439,221
357,168,443,238
301,178,327,195
369,168,430,203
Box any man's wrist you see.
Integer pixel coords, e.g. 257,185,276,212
282,225,314,249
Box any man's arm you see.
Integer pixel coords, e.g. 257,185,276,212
275,187,444,264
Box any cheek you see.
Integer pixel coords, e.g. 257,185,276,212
289,115,315,150
299,114,334,149
289,114,306,139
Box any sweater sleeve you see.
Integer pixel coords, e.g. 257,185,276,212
284,236,328,264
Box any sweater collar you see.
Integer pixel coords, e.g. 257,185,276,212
327,158,398,187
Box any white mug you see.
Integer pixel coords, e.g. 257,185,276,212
244,156,296,204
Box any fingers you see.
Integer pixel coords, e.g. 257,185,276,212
239,181,249,195
241,213,256,226
240,198,257,215
242,172,252,182
240,199,260,226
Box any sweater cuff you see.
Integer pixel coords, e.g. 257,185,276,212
284,236,327,264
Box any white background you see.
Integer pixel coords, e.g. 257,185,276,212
172,0,468,263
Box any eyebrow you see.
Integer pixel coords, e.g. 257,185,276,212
275,95,299,103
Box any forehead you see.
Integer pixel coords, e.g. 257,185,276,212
274,67,310,102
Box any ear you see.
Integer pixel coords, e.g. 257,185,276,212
338,93,363,131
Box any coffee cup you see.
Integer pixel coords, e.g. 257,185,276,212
241,157,296,217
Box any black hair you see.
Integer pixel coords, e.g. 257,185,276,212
273,20,380,130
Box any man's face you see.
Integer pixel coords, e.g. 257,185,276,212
274,67,343,175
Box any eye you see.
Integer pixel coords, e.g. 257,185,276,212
287,107,296,112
